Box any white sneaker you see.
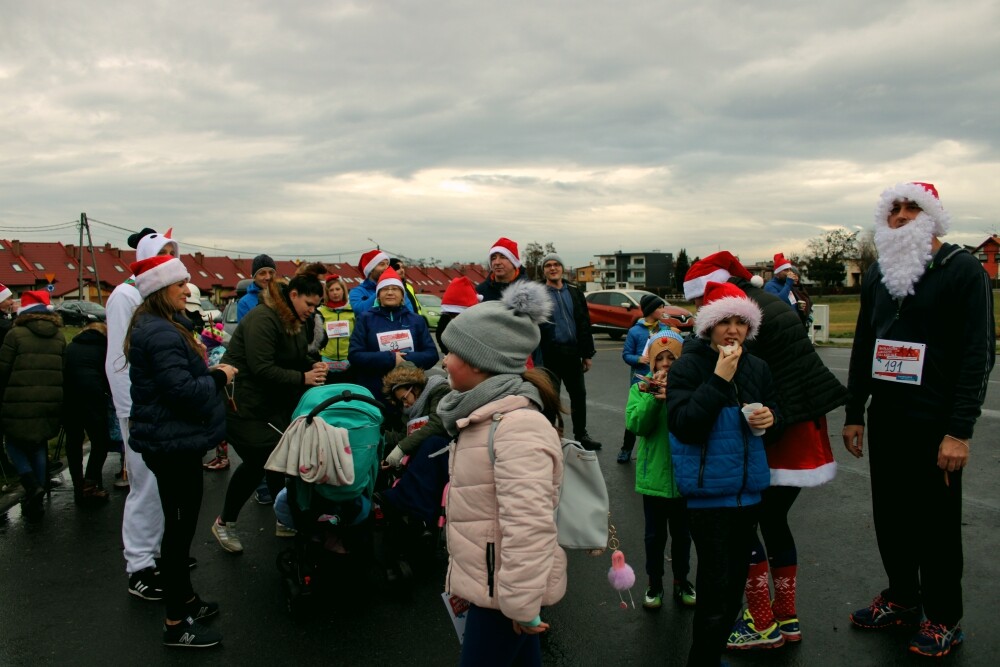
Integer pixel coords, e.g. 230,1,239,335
212,518,243,553
275,521,297,538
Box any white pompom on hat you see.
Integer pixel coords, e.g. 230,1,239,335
130,256,191,298
441,280,551,374
694,281,763,340
488,237,521,269
875,182,950,237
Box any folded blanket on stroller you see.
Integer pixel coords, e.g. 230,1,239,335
266,416,355,486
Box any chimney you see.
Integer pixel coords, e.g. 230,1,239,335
65,244,76,258
195,252,205,264
10,239,21,256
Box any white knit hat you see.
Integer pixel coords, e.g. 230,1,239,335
136,228,179,261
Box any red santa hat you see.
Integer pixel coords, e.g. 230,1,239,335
441,276,482,314
874,181,950,237
683,251,762,300
129,255,191,298
135,227,178,261
324,273,341,283
376,266,404,295
17,290,53,315
694,281,763,340
488,237,521,269
773,253,793,274
0,283,11,302
358,249,389,279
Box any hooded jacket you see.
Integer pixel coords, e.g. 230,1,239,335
0,311,65,444
667,337,778,509
445,394,567,623
347,306,439,401
846,243,995,438
128,313,226,454
236,280,263,322
222,284,314,448
105,281,143,419
626,383,680,498
63,327,111,417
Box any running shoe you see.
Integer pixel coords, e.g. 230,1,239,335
211,518,244,553
275,521,297,538
775,616,801,642
642,587,663,610
850,593,919,630
673,580,697,607
616,449,631,464
128,567,165,601
163,617,222,648
909,619,963,657
727,609,786,650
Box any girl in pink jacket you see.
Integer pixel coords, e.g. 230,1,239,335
438,281,567,666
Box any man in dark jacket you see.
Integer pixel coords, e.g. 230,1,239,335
539,253,601,450
0,290,65,522
843,183,994,658
475,237,530,302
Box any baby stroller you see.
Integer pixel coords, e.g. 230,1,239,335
270,383,384,615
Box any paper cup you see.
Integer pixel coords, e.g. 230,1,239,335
741,402,765,436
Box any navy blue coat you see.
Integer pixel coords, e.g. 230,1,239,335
128,313,225,454
348,306,439,401
667,337,779,508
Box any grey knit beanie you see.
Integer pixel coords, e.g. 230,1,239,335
441,281,552,374
541,252,564,269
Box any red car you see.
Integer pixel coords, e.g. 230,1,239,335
585,289,694,340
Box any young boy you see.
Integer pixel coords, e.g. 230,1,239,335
625,329,696,610
619,294,670,463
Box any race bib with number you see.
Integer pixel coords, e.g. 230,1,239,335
377,329,414,353
325,320,351,339
871,338,926,385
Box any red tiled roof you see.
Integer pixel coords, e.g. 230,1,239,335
0,241,39,291
197,254,244,288
13,241,80,297
178,254,216,292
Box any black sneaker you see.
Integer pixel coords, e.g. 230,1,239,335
162,617,222,648
578,435,603,451
128,567,165,601
185,596,220,622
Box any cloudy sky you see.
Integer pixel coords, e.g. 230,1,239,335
2,0,998,269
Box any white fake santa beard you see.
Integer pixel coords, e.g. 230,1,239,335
874,212,935,300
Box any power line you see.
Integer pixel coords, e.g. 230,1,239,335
0,221,77,232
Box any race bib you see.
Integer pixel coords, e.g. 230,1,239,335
872,339,926,385
377,329,414,353
325,320,350,339
406,415,429,435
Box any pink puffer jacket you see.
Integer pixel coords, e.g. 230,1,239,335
445,394,567,623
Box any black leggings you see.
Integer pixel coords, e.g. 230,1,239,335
757,485,801,566
64,409,112,487
143,450,203,621
221,443,285,523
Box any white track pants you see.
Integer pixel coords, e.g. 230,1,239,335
120,417,164,575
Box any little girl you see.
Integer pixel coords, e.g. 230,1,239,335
666,281,781,666
625,329,696,610
438,281,566,666
619,294,670,463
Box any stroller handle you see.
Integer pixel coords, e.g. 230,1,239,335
305,390,386,424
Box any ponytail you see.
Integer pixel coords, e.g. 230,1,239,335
522,368,565,437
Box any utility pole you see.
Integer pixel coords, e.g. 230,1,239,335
78,213,104,304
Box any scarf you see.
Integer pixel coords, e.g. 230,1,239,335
437,374,543,436
406,374,448,418
326,299,346,309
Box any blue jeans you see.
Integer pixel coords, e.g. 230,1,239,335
459,604,541,667
5,440,47,483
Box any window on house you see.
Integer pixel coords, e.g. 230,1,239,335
12,263,23,272
236,273,245,279
215,273,223,279
633,257,644,265
114,265,124,272
86,265,94,272
67,262,75,269
34,262,44,270
199,270,208,277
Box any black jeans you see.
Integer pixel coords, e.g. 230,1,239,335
542,346,588,439
459,604,541,667
868,407,963,624
64,407,112,487
221,443,285,523
687,504,760,667
642,495,692,586
142,450,204,621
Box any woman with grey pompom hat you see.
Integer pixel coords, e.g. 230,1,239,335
437,280,568,666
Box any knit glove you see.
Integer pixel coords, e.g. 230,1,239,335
385,446,406,468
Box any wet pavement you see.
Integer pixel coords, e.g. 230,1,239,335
2,344,998,666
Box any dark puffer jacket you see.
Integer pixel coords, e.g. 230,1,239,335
128,313,225,454
222,286,313,449
348,305,439,403
728,276,846,424
63,327,111,418
0,311,65,444
667,337,780,509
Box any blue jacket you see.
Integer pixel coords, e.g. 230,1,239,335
128,313,225,454
236,282,262,322
347,306,439,400
349,279,416,317
666,337,779,508
622,318,669,384
763,277,795,310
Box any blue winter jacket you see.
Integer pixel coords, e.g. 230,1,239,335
347,306,439,401
763,277,795,310
128,313,226,454
666,337,778,509
236,281,262,322
349,279,416,317
622,319,669,385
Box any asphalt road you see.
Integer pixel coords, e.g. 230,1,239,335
2,340,998,666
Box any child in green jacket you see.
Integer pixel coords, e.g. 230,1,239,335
625,329,696,610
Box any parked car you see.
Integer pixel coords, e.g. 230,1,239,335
54,300,107,326
584,289,694,340
415,293,441,330
221,278,253,338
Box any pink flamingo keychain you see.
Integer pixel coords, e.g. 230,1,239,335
606,522,636,609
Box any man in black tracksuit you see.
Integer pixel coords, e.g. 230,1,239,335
843,182,994,658
538,253,601,451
